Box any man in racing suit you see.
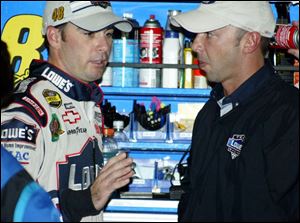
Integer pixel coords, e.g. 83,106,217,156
1,1,134,221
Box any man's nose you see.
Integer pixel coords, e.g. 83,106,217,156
95,35,110,52
192,34,205,53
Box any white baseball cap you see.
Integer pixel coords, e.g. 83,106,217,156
170,1,276,38
42,1,132,35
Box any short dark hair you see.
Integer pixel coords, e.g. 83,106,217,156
260,37,270,58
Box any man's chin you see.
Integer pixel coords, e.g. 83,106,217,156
85,72,103,83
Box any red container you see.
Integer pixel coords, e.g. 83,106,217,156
139,15,163,64
272,25,299,49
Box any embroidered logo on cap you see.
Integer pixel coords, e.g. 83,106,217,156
70,1,111,13
52,6,65,22
91,1,111,8
226,134,246,159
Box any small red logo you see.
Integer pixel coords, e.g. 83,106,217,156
62,111,81,124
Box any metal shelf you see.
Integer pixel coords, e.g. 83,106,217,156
107,62,299,71
101,86,211,97
118,141,190,151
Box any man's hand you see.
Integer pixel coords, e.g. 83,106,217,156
90,152,134,210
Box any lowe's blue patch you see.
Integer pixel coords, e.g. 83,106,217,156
1,118,39,145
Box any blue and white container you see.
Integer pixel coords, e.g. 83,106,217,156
162,31,180,88
112,13,139,87
100,47,113,86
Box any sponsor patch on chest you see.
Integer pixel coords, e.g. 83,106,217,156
43,89,62,108
226,134,246,159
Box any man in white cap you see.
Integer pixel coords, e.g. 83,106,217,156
171,1,299,221
1,1,134,221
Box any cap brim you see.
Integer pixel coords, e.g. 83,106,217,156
170,9,229,33
72,12,132,33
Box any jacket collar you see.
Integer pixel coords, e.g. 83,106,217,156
29,60,104,105
211,60,275,106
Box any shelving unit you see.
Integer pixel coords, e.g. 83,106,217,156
102,86,210,114
103,2,299,221
102,85,209,155
107,62,299,71
101,70,209,221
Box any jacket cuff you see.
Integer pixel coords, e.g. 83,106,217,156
60,186,100,222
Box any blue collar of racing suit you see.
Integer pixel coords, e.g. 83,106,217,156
29,60,104,105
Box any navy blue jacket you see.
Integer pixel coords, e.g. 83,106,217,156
178,62,299,222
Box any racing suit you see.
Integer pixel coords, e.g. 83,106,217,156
1,60,105,221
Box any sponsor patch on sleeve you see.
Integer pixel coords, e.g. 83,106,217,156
1,118,39,146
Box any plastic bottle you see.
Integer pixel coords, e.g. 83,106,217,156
165,10,184,87
100,48,113,86
193,58,208,88
112,13,139,87
162,31,180,88
113,120,128,142
102,128,119,165
183,40,193,88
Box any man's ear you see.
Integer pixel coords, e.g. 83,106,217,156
242,32,261,54
46,26,62,49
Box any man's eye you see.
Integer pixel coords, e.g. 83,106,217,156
106,32,113,38
206,32,212,38
84,31,94,36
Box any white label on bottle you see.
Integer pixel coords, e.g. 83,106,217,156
139,68,160,88
162,37,180,88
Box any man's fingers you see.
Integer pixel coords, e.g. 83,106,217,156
97,156,133,183
101,152,127,171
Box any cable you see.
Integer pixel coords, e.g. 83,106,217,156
170,144,191,187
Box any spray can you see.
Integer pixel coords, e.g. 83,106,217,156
270,25,299,49
112,13,139,87
139,15,163,88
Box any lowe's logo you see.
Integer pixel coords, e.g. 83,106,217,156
1,118,39,145
41,67,74,93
